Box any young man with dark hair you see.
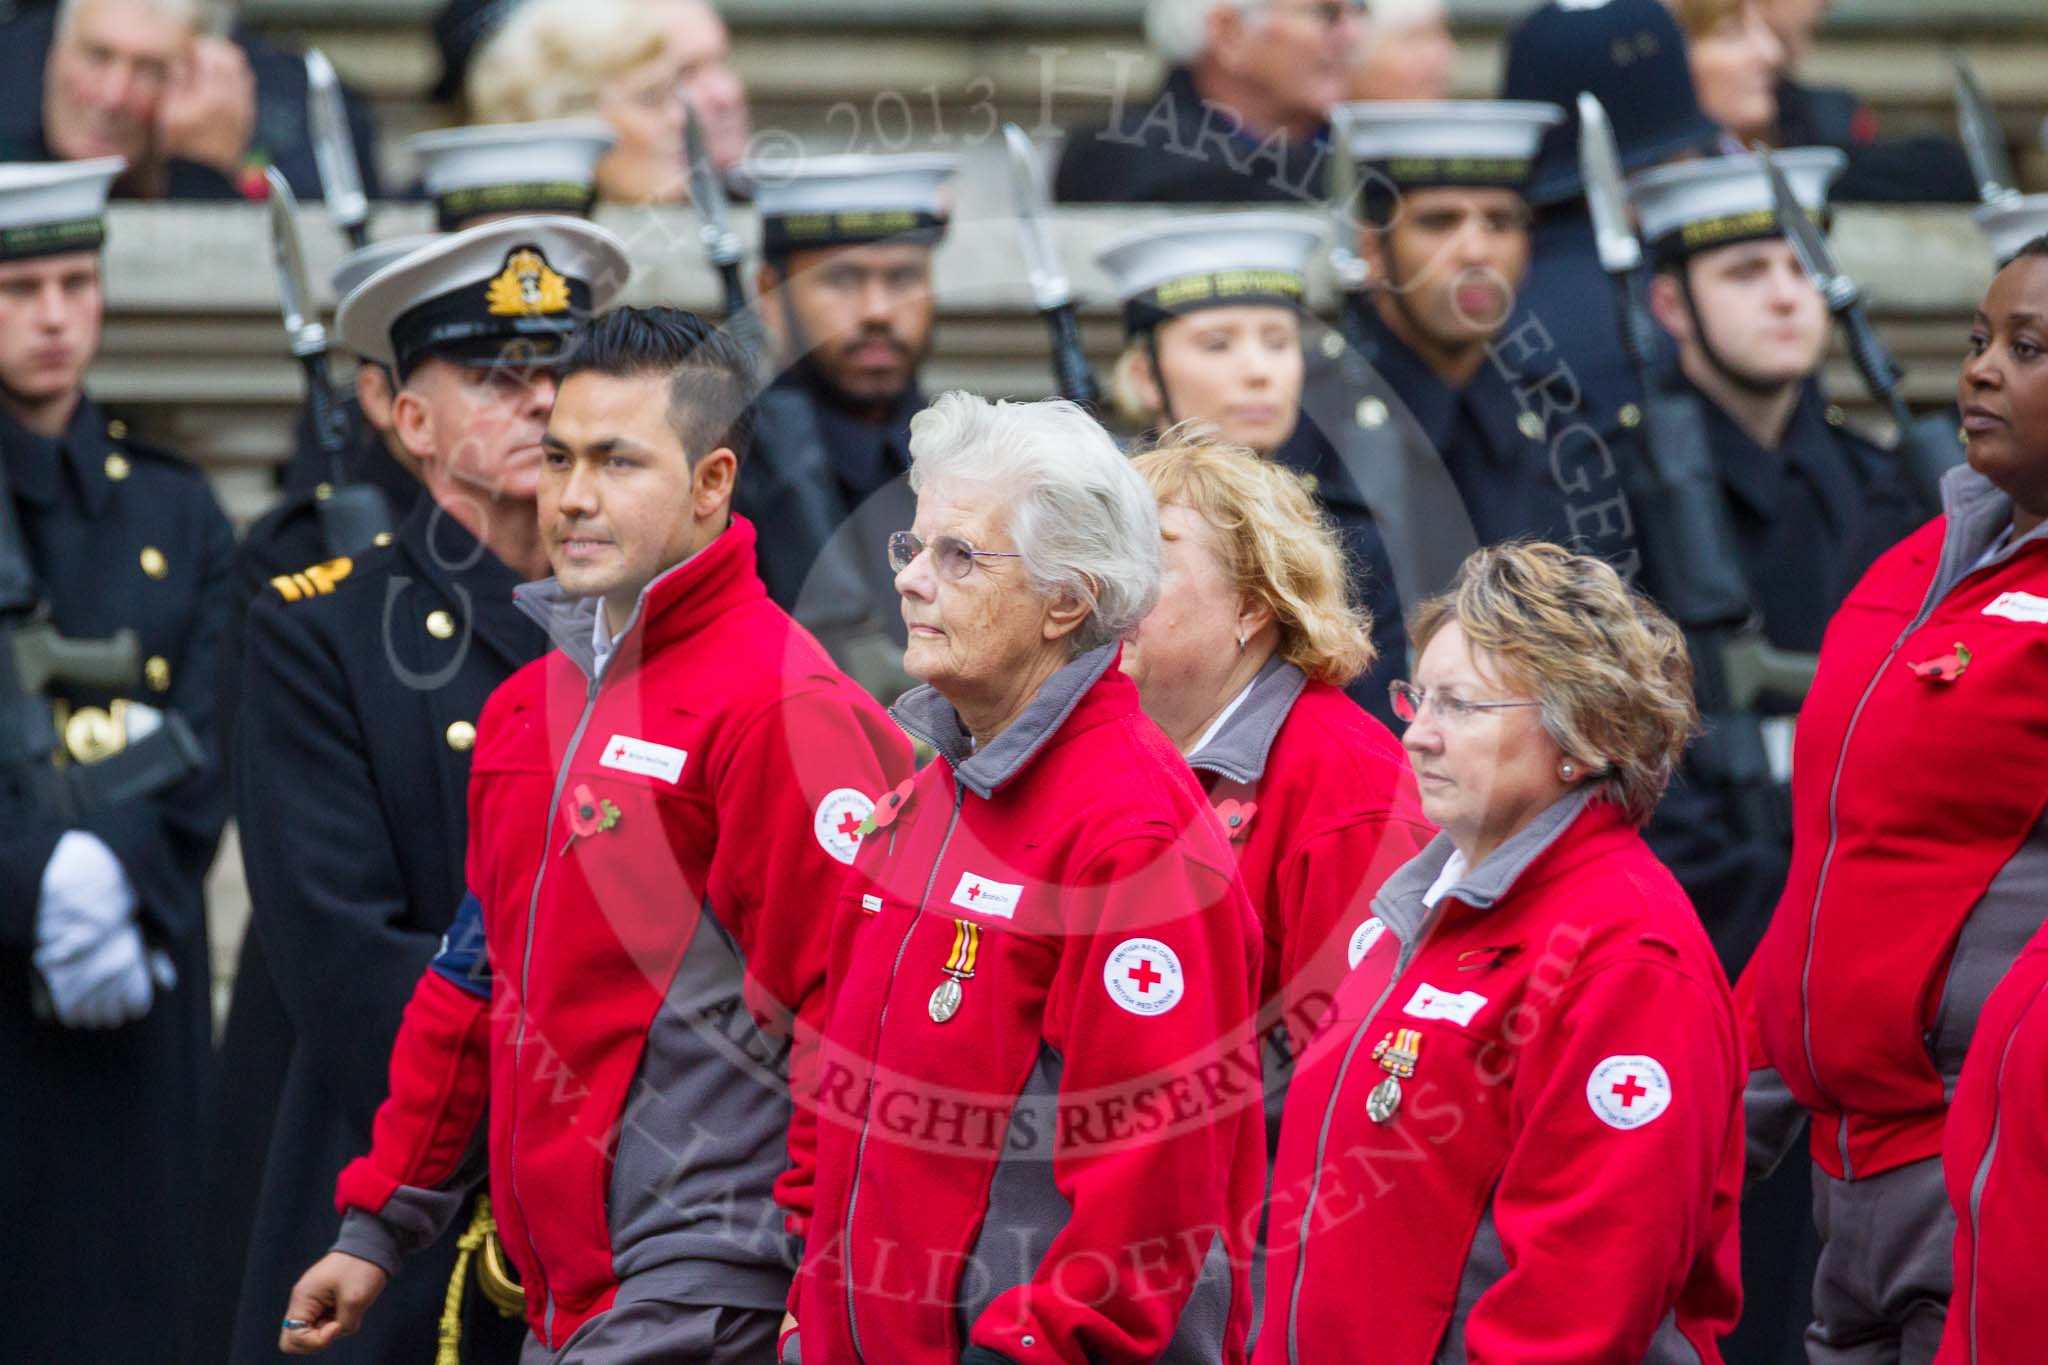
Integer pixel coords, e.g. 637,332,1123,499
222,215,629,1365
279,305,913,1364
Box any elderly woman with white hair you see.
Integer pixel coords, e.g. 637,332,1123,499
783,393,1268,1365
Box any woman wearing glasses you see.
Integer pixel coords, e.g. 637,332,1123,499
1121,430,1432,1146
1258,541,1746,1364
782,393,1267,1365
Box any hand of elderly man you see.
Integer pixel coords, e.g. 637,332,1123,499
156,35,257,179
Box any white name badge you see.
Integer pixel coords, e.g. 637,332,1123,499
1984,591,2048,625
1401,982,1489,1028
950,872,1023,919
598,733,688,784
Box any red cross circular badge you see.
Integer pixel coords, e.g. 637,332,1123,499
1585,1054,1672,1130
813,788,876,866
1103,938,1186,1017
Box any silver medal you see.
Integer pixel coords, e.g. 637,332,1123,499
928,976,963,1024
1366,1075,1403,1124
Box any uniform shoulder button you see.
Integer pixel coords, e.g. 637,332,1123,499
1319,331,1346,361
104,452,131,481
446,720,477,752
270,555,355,602
1617,402,1643,430
373,531,394,547
1824,404,1846,428
139,546,168,580
1516,410,1545,441
106,418,128,440
426,610,457,640
1355,396,1389,429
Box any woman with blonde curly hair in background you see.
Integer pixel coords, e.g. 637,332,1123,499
1124,428,1433,1147
465,0,686,204
1259,540,1747,1363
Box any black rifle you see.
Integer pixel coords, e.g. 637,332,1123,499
1580,94,1815,844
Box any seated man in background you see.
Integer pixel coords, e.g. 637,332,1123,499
1343,0,1453,103
1056,0,1363,203
1757,0,1976,202
0,0,381,201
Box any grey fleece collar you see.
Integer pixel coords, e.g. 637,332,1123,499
1186,657,1309,785
1933,462,2048,602
1369,787,1596,948
512,554,698,682
891,643,1121,800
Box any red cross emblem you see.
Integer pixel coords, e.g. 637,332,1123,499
836,810,864,839
613,744,627,760
967,884,982,900
1126,959,1163,994
1610,1074,1648,1108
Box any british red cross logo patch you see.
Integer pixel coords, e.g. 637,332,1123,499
1585,1054,1673,1130
1102,937,1186,1017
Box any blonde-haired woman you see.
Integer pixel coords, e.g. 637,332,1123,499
1258,541,1747,1363
466,0,686,204
1124,430,1432,1140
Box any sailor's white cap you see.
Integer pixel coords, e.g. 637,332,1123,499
1628,147,1846,265
0,158,124,260
406,120,617,229
1095,212,1325,329
741,153,961,255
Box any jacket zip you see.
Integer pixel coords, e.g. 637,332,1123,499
1286,898,1447,1365
843,779,966,1364
1964,978,2044,1362
511,668,603,1345
1798,544,1988,1180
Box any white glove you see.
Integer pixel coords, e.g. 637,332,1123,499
33,831,163,1029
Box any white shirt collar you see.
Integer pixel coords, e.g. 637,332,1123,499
1422,850,1469,908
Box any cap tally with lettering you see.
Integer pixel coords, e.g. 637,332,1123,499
1095,212,1324,333
0,158,124,261
1628,147,1846,269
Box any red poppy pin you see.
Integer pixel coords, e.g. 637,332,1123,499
855,778,916,839
1908,642,1972,683
559,782,621,855
1214,799,1259,842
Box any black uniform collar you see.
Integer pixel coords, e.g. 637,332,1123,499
0,394,118,516
395,492,544,670
790,374,921,501
1363,307,1534,469
1692,376,1861,527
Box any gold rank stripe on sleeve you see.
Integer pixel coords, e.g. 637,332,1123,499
270,555,356,602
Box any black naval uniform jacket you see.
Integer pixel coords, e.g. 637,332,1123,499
737,374,920,700
1053,64,1331,205
0,396,234,1365
222,494,540,1365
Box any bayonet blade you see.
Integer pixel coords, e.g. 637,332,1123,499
682,96,742,268
1003,124,1073,314
304,49,368,242
1324,108,1368,291
1950,51,2020,207
1577,93,1643,275
1756,144,1855,310
264,167,324,359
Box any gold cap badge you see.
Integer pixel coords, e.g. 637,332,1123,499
485,247,571,318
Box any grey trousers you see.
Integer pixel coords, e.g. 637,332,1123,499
1805,1156,1954,1365
520,1290,780,1365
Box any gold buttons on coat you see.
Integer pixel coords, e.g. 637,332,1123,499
1320,331,1346,360
426,610,456,640
446,720,477,752
1618,403,1643,430
139,546,168,579
1824,404,1846,428
315,482,334,501
1356,397,1389,429
106,418,128,439
144,656,171,692
1516,411,1545,441
373,532,394,547
104,453,131,481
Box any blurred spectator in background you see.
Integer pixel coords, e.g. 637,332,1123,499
465,0,685,204
1668,0,1785,150
1343,0,1454,104
647,0,751,175
0,0,380,201
1056,0,1364,204
1756,0,1977,200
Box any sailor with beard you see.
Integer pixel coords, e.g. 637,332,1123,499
1327,100,1640,563
736,153,958,700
